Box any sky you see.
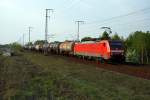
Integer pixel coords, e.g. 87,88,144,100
0,0,150,44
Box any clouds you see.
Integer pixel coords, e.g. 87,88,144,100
0,0,17,9
0,0,150,44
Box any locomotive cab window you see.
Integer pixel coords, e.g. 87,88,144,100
110,41,123,50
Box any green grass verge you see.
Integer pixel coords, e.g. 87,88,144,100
1,51,150,100
22,52,150,100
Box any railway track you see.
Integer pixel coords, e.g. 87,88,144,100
48,53,150,80
26,50,150,80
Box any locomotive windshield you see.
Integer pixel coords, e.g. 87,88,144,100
109,41,123,50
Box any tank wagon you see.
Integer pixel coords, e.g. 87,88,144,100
48,43,53,52
38,44,44,52
35,45,40,51
23,45,28,50
59,41,75,55
48,42,61,54
74,40,125,61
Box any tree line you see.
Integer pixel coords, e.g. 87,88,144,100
125,31,150,64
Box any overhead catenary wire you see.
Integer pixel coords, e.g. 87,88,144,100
86,7,150,25
80,23,150,39
19,4,150,43
56,4,150,40
81,17,150,35
81,9,150,30
81,16,150,33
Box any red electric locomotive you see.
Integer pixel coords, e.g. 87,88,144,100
74,40,125,62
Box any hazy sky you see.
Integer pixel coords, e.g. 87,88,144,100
0,0,150,44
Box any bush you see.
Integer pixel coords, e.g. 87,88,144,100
126,49,139,63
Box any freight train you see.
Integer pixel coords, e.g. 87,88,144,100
25,40,125,62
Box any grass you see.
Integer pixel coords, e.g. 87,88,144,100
23,52,150,100
0,51,150,100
